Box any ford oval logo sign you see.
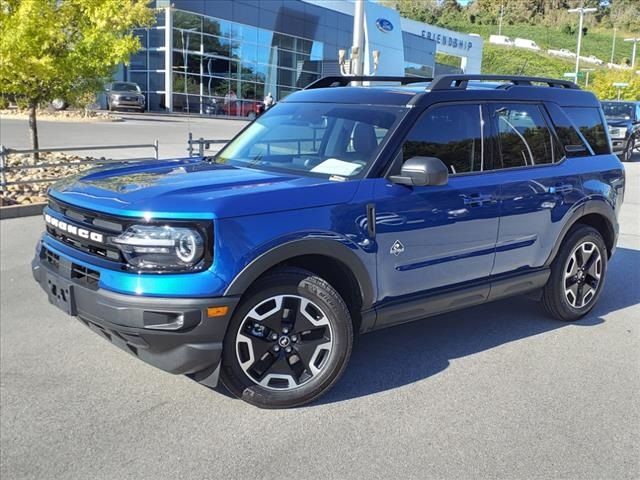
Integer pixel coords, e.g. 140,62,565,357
375,18,393,33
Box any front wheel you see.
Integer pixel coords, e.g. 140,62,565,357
542,225,608,321
221,268,353,408
622,137,635,162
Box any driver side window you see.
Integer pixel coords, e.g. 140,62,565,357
402,103,484,175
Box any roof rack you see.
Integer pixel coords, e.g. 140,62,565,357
305,76,433,90
430,74,580,90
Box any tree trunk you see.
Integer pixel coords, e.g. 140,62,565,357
28,103,39,162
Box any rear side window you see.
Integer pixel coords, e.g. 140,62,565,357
402,104,483,175
545,103,588,157
564,107,610,155
489,103,560,168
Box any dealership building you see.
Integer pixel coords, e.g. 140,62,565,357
126,0,483,115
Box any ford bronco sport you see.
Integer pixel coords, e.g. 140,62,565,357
33,75,625,408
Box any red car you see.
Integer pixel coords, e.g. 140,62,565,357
223,100,264,119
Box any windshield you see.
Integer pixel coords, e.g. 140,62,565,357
602,102,634,119
216,102,406,179
111,82,140,92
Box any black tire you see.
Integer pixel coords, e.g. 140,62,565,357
622,137,635,162
220,267,353,408
542,225,608,321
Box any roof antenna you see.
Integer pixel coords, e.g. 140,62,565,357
516,60,529,76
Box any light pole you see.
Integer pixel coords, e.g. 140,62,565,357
624,38,640,69
610,27,617,65
568,7,597,79
351,0,365,84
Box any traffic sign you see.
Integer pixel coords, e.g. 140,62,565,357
613,82,629,87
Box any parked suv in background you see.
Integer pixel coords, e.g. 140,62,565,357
602,100,640,162
32,75,625,408
105,81,145,112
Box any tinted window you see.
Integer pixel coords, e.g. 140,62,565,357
565,107,610,155
402,104,483,175
490,104,559,168
546,103,588,157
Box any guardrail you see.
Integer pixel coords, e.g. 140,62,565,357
0,141,159,188
187,133,229,158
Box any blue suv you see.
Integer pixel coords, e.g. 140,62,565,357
32,75,625,408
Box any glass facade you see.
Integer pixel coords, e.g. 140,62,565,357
125,0,436,117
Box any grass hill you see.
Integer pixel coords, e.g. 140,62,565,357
445,22,636,66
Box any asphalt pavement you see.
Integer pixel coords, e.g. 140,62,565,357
1,146,639,478
0,113,246,159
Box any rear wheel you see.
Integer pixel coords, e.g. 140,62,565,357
542,225,607,321
221,268,353,408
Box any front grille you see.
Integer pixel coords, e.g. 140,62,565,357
46,198,125,264
41,245,101,290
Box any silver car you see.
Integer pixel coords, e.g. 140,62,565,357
106,82,145,112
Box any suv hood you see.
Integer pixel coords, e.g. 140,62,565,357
605,117,632,127
49,158,359,219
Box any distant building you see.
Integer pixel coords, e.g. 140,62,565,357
122,0,483,115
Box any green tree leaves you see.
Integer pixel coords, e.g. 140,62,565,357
0,0,155,151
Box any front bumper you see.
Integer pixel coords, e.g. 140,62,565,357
611,138,627,154
32,251,239,385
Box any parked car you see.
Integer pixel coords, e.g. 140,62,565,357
105,82,145,112
581,55,604,65
489,34,514,46
514,38,541,50
32,74,625,408
602,100,640,162
548,48,575,58
223,99,265,119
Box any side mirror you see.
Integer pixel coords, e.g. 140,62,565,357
389,156,449,187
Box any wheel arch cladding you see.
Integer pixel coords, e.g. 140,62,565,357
224,240,374,328
546,204,616,267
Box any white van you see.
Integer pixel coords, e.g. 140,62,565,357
489,35,514,46
514,38,541,51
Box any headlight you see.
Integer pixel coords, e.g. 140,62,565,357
608,127,627,139
113,225,207,271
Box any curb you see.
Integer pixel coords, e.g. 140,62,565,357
0,203,46,220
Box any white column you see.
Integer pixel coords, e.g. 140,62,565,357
164,7,173,112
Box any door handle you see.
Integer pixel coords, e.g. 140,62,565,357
550,183,573,194
462,193,496,207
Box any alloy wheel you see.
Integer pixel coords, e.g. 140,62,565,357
563,241,602,308
235,295,333,390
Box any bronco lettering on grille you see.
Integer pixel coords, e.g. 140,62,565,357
44,213,104,243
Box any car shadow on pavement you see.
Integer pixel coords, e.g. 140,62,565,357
316,246,640,406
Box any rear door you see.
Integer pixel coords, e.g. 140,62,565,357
486,102,586,276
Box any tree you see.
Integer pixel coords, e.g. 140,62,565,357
0,0,155,159
589,70,640,101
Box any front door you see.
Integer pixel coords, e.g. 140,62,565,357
374,103,501,303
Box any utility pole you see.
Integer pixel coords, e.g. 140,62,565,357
498,3,504,36
610,27,617,65
568,7,597,80
624,38,640,69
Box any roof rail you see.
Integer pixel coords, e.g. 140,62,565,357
430,74,580,91
305,76,433,90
